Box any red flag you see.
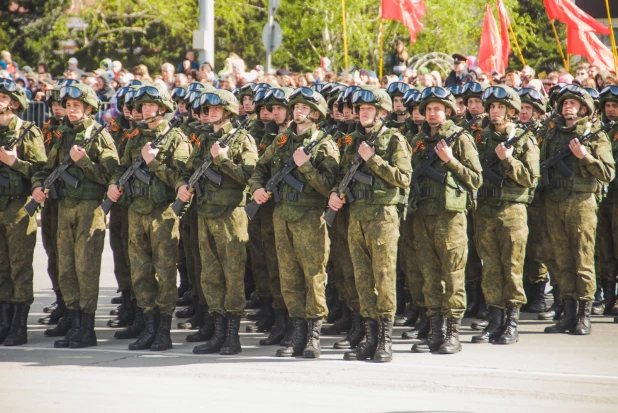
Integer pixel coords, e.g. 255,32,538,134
567,27,614,71
382,0,426,44
544,0,610,35
496,0,511,70
478,3,504,75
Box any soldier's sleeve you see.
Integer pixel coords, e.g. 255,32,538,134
32,137,62,189
248,141,276,194
109,137,133,185
365,132,412,189
74,129,119,185
213,132,258,186
298,137,340,198
148,130,190,188
331,148,350,194
580,132,615,184
500,133,540,188
174,145,198,191
10,124,47,180
445,133,483,191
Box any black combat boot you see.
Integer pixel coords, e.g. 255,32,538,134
245,291,261,310
111,293,123,304
176,289,193,307
344,318,378,360
470,317,488,331
0,303,14,343
260,309,288,346
464,282,480,317
255,298,275,333
193,313,227,354
4,304,29,346
412,315,444,353
54,310,81,348
69,312,97,348
403,307,429,340
45,311,72,337
279,313,294,347
612,300,618,316
373,318,393,363
527,281,548,313
303,318,322,358
177,264,190,299
39,290,66,325
178,304,204,330
322,304,352,335
438,318,462,354
115,303,145,339
572,301,592,335
603,280,616,315
496,307,519,345
591,284,604,315
220,314,242,355
43,298,58,313
150,314,173,351
539,286,563,320
394,302,419,327
326,299,343,324
107,290,135,328
276,317,307,357
545,299,578,333
186,310,215,342
477,292,489,319
471,307,505,344
128,311,159,350
334,311,363,349
175,300,195,319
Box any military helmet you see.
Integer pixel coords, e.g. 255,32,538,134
351,85,393,113
518,87,547,114
0,78,29,112
584,87,601,112
418,86,457,116
600,85,618,112
60,83,100,111
134,84,175,113
403,88,423,110
386,81,411,98
265,87,294,111
171,85,189,102
46,78,80,106
198,89,239,116
462,81,490,105
555,84,595,116
337,85,360,112
481,85,522,114
237,82,256,101
548,82,569,109
288,87,328,121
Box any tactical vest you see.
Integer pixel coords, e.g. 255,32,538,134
194,129,248,208
270,129,328,208
476,127,535,204
0,118,30,197
54,123,107,201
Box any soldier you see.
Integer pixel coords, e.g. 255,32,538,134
32,83,119,348
249,87,340,358
107,84,190,351
385,81,411,134
541,85,615,335
461,81,490,322
328,85,412,363
38,79,74,329
409,87,482,354
176,90,257,355
471,85,539,345
518,88,552,314
398,88,430,341
0,79,46,346
448,85,466,125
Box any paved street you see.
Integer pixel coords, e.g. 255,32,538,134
1,229,617,413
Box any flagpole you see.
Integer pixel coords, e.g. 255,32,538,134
604,0,618,72
507,24,526,66
550,20,569,70
379,19,384,78
342,0,349,71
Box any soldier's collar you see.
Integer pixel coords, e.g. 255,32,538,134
290,122,316,141
213,121,234,138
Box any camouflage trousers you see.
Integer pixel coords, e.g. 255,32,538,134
465,212,483,284
182,204,204,305
247,202,273,302
128,205,179,316
258,202,283,309
596,202,616,282
0,198,36,305
329,207,359,311
413,211,468,319
546,194,597,301
524,204,550,285
199,207,248,317
57,200,106,314
474,204,528,309
109,204,131,292
348,205,400,320
401,212,424,307
41,198,59,291
274,207,329,319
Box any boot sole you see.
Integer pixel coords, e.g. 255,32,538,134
151,344,173,351
373,357,392,363
438,346,462,354
69,341,97,348
495,338,518,344
220,348,241,355
4,339,27,346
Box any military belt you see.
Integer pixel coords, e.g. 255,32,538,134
132,187,150,197
352,189,374,200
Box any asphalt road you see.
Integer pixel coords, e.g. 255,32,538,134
1,230,617,413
